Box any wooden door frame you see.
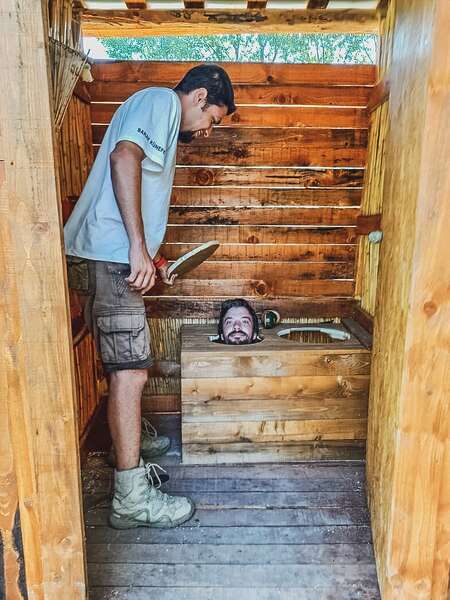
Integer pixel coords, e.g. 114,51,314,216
0,1,87,597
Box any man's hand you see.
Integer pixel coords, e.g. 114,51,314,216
157,262,177,286
126,242,156,294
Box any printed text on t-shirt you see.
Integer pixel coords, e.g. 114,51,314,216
137,128,166,154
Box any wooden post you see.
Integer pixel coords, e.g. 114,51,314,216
0,1,87,598
366,0,450,597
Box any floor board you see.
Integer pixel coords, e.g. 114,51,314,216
84,414,379,599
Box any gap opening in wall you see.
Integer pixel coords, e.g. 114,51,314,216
83,33,378,64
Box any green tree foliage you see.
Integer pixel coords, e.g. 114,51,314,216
97,33,377,64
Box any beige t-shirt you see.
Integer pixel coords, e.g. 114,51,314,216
64,87,181,263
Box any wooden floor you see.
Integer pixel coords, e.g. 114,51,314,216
83,414,380,600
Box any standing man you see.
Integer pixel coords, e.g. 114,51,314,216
65,64,235,529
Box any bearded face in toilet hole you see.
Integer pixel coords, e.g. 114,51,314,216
218,298,260,345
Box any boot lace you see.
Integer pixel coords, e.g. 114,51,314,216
141,417,158,439
144,462,167,490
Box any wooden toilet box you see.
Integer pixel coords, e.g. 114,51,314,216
181,321,371,464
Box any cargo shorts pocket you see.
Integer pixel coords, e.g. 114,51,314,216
96,313,150,364
67,256,92,295
106,262,132,298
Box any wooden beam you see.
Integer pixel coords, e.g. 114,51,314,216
367,0,450,595
81,9,379,37
0,0,86,597
144,297,358,319
367,79,390,112
125,0,147,7
184,0,205,7
355,214,382,235
307,0,330,8
247,1,267,8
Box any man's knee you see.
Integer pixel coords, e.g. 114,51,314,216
110,368,149,387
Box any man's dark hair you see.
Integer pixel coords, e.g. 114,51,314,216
218,298,260,342
174,64,236,115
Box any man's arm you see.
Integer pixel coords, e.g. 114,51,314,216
110,140,156,294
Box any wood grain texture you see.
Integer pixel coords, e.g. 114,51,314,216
92,126,368,167
164,224,357,245
167,206,359,226
366,0,450,596
172,166,364,187
82,10,379,37
170,186,362,207
92,103,369,129
89,82,372,107
91,61,376,87
83,450,378,596
162,243,356,263
0,1,86,596
0,373,26,600
181,324,370,462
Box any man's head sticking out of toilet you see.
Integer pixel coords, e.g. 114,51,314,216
218,298,260,345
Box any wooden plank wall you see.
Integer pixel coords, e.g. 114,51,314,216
58,88,106,440
90,61,375,301
366,0,450,596
355,0,394,316
0,0,87,595
90,61,375,410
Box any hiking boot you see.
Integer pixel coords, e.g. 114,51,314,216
107,417,171,467
109,460,195,529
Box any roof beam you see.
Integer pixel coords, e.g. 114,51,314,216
81,9,379,37
125,0,147,7
184,1,205,7
247,1,268,8
307,0,330,8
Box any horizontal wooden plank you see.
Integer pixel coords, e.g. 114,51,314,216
183,418,367,443
170,186,362,207
86,542,374,564
182,396,368,422
173,261,354,280
147,278,354,298
162,243,356,263
86,522,371,545
142,394,180,413
89,586,379,600
164,225,357,244
89,82,372,107
92,126,368,167
85,503,368,527
182,441,365,464
181,350,371,378
84,474,365,496
91,103,369,129
83,9,379,37
144,297,357,319
173,166,364,187
145,462,366,480
91,62,376,86
182,374,369,403
177,127,367,167
88,563,377,588
168,206,359,226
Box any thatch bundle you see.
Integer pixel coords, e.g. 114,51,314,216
48,0,88,129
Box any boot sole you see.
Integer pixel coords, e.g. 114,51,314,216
109,499,196,530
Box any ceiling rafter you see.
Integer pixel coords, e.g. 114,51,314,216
125,0,147,8
307,1,330,8
247,1,268,9
82,9,378,37
184,1,205,8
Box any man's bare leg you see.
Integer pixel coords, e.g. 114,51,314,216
107,369,148,470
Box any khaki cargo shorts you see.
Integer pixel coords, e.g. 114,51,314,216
67,256,152,374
